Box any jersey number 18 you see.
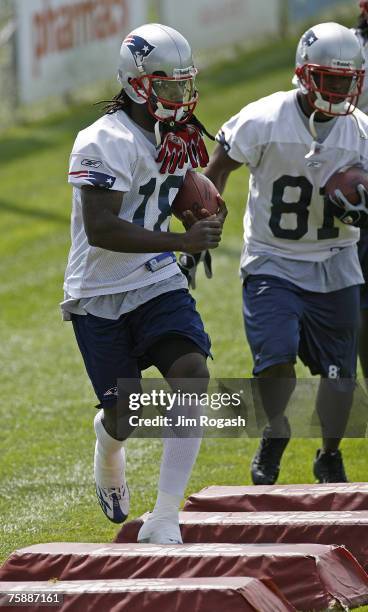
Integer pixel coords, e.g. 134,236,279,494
133,176,184,230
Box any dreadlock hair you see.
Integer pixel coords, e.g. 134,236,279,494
357,13,368,40
97,88,132,115
158,113,215,142
190,114,215,141
98,88,215,142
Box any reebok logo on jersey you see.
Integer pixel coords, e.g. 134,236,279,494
81,159,102,168
306,160,322,168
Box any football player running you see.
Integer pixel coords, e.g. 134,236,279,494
354,1,368,382
61,23,226,544
204,22,368,484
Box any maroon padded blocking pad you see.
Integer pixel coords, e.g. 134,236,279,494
116,510,368,570
0,542,367,610
184,483,368,513
0,577,295,612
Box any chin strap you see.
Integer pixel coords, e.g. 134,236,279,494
326,183,368,228
155,119,211,174
154,121,162,147
309,110,318,140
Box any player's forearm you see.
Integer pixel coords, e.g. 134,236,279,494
87,217,186,253
203,143,242,194
203,167,228,195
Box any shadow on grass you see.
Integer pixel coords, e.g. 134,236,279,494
0,104,100,166
0,199,69,225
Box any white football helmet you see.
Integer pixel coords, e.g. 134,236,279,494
293,22,365,116
118,23,198,123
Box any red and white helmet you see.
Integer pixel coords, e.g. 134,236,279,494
293,22,365,116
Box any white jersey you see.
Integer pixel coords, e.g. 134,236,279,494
353,29,368,113
219,89,368,263
64,110,188,298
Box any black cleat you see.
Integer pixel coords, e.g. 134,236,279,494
251,417,291,485
313,449,348,483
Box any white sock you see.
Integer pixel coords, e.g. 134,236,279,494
159,436,202,496
149,434,201,521
150,490,182,521
157,397,202,499
94,410,125,487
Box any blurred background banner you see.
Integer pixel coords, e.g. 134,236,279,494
14,0,148,104
0,0,357,125
158,0,279,51
287,0,348,24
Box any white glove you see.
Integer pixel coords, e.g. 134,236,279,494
327,183,368,228
178,250,212,289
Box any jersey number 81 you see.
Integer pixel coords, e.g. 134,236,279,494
270,175,339,241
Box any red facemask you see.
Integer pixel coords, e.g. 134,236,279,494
129,74,198,124
295,64,365,116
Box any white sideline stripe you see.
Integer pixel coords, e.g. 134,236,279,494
0,577,258,594
14,541,334,558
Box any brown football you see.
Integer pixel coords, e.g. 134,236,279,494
324,166,368,204
172,171,219,222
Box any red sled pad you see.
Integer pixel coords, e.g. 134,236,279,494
0,577,295,612
184,483,368,513
116,510,368,571
1,542,367,611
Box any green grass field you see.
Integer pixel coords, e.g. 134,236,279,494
0,30,367,608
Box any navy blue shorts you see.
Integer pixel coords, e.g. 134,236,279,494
72,289,211,404
243,275,359,379
358,229,368,309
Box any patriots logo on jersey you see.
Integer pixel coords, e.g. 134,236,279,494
69,170,116,189
123,34,156,67
302,29,318,47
